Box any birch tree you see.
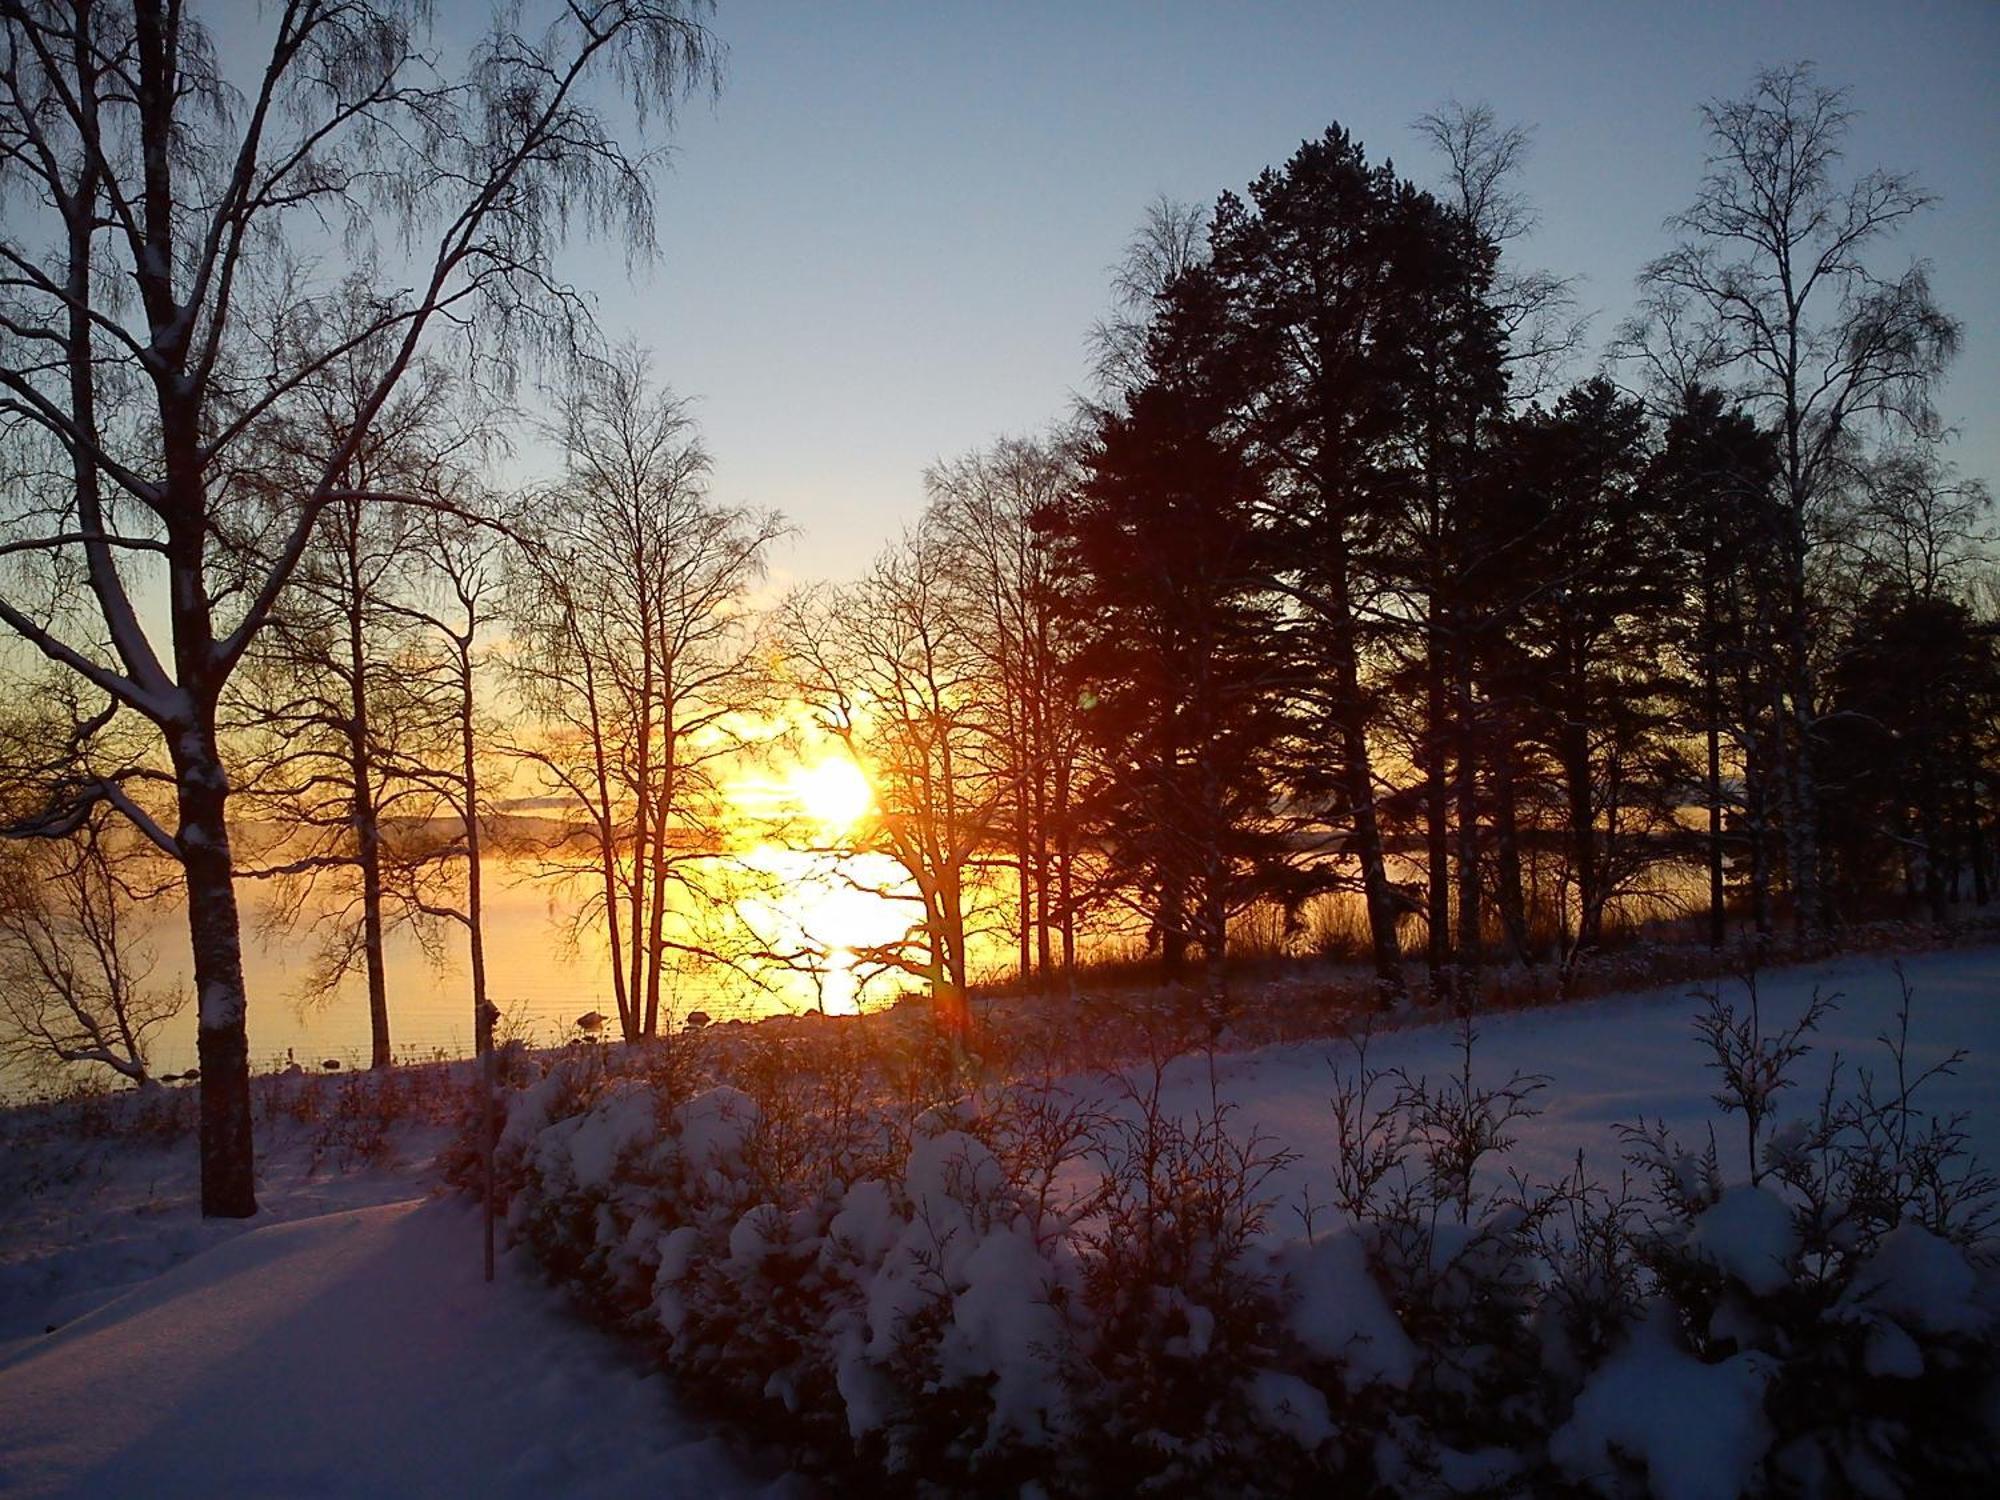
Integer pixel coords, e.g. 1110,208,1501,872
781,532,1003,1046
0,0,719,1214
225,355,480,1069
1631,62,1959,937
0,814,178,1088
924,432,1087,995
387,502,509,1058
506,350,784,1042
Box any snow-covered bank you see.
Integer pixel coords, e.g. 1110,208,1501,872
1,945,1996,1498
0,1197,783,1498
477,944,2000,1497
1178,943,2000,1199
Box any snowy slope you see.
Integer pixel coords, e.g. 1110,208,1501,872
1174,944,2000,1207
0,1197,784,1499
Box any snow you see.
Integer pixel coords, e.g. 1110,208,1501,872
561,1084,658,1190
943,1222,1071,1445
1687,1186,1797,1296
1550,1305,1775,1500
1247,1367,1337,1448
0,1121,451,1343
825,1177,899,1263
1276,1229,1416,1388
1116,946,2000,1215
818,1130,1079,1448
0,1199,784,1498
0,1084,792,1499
728,1202,787,1267
858,1130,1012,1367
673,1085,759,1166
2,944,1997,1498
1840,1221,1983,1336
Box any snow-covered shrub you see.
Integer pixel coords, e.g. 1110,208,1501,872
1069,1061,1307,1496
38,1074,197,1143
1549,1300,1777,1500
1528,1167,1648,1390
507,1079,670,1309
827,1124,1080,1484
467,966,1999,1500
432,1039,540,1188
304,1073,399,1173
645,1085,859,1450
469,1042,620,1198
1310,1019,1568,1489
483,1061,1094,1490
1602,968,2000,1498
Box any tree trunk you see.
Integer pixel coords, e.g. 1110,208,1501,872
1424,652,1451,1004
624,789,648,1044
1016,803,1032,990
625,578,657,1042
1196,741,1230,1022
342,503,392,1069
462,645,492,1055
1158,871,1188,980
1199,863,1228,1024
934,880,972,1052
1706,659,1726,950
1967,778,1991,908
1744,723,1773,939
642,726,675,1037
358,821,391,1068
1492,737,1531,965
465,646,496,1282
1055,754,1078,996
1452,653,1481,1005
175,724,257,1218
1917,753,1948,925
1560,720,1599,961
1059,840,1078,996
1325,539,1404,1004
643,789,672,1036
577,645,634,1039
1034,774,1054,991
1780,500,1826,938
350,680,391,1069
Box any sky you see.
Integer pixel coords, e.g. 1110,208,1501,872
537,0,2000,587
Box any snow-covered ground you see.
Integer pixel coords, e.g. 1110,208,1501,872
1191,943,2000,1202
0,943,1994,1497
0,1118,453,1343
0,1110,794,1498
0,1200,780,1499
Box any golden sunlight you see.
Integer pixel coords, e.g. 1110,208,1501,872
785,755,874,833
717,741,913,1015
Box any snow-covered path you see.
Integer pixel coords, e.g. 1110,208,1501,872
0,1198,778,1499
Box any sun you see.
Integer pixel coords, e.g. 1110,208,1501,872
787,756,873,831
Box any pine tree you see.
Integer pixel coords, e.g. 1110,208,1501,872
1061,272,1301,1013
1206,126,1502,1004
1651,385,1784,946
1481,380,1678,968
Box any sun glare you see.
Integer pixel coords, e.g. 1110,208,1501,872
788,756,873,831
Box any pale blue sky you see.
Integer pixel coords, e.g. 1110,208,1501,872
558,0,1998,583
